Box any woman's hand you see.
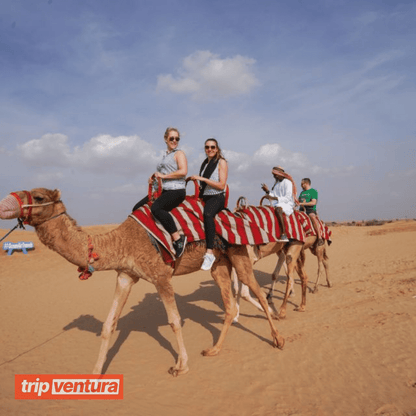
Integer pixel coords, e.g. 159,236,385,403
154,172,165,179
190,175,204,182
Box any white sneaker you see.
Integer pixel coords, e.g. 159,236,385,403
201,253,216,271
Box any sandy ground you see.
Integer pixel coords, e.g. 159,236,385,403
1,220,415,416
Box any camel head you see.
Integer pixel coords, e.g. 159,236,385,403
0,188,64,226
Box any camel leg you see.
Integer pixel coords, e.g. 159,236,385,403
230,246,285,350
267,251,292,301
154,277,189,376
278,244,302,319
93,272,135,374
312,246,323,293
295,259,309,312
240,283,269,312
202,256,238,356
312,246,331,293
231,268,240,323
233,264,275,320
323,249,331,288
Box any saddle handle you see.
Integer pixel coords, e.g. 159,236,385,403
185,177,200,200
148,175,163,204
259,195,272,206
235,196,248,211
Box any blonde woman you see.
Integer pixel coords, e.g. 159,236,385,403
132,127,188,257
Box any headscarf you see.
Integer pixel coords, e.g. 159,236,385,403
272,166,299,205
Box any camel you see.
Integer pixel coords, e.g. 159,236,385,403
0,188,285,376
229,196,321,322
268,236,331,296
232,240,308,321
232,235,330,322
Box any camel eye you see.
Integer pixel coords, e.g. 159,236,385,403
34,196,44,203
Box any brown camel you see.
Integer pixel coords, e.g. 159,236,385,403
232,240,308,321
0,188,285,376
270,236,331,295
252,236,332,307
230,197,311,321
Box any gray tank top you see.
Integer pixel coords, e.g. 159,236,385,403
156,149,186,190
201,162,224,196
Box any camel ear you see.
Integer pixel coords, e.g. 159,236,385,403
52,189,62,201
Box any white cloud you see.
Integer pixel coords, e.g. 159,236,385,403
17,133,72,167
33,171,65,185
252,144,308,170
73,134,159,175
18,133,160,176
157,50,260,100
16,134,355,185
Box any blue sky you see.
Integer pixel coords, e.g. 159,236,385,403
1,0,415,226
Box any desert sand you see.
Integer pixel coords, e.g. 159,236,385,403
1,220,415,416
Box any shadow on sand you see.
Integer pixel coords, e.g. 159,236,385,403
63,275,281,373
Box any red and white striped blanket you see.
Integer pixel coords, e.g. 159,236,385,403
236,206,332,242
295,210,332,241
234,205,306,242
130,197,297,261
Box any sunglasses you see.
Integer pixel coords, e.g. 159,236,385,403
205,145,217,150
168,137,180,142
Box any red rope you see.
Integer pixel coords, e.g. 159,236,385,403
77,236,100,280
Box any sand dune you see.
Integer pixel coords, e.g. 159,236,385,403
1,220,415,415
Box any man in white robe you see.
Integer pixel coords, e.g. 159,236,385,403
261,166,297,241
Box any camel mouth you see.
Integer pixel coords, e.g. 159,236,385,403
0,194,21,220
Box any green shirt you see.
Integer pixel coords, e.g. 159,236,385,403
299,188,318,212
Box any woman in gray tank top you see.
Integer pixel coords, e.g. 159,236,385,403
190,138,228,270
132,127,188,257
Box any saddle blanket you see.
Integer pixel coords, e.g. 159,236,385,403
130,197,300,260
234,206,332,243
234,206,305,241
296,211,332,242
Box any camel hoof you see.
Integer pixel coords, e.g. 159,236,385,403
276,336,285,350
278,310,286,319
271,311,280,320
295,305,306,312
168,366,189,377
272,334,285,350
313,287,319,294
327,281,332,288
201,347,220,357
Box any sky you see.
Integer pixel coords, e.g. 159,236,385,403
1,0,415,226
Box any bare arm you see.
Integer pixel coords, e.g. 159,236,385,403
190,159,228,191
154,151,188,180
299,198,317,207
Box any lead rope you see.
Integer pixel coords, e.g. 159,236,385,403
77,236,100,280
0,219,26,243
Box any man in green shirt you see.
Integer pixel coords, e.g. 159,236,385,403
298,178,324,246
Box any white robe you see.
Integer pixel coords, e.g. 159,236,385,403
269,178,295,216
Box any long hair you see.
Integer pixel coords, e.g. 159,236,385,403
205,138,225,161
